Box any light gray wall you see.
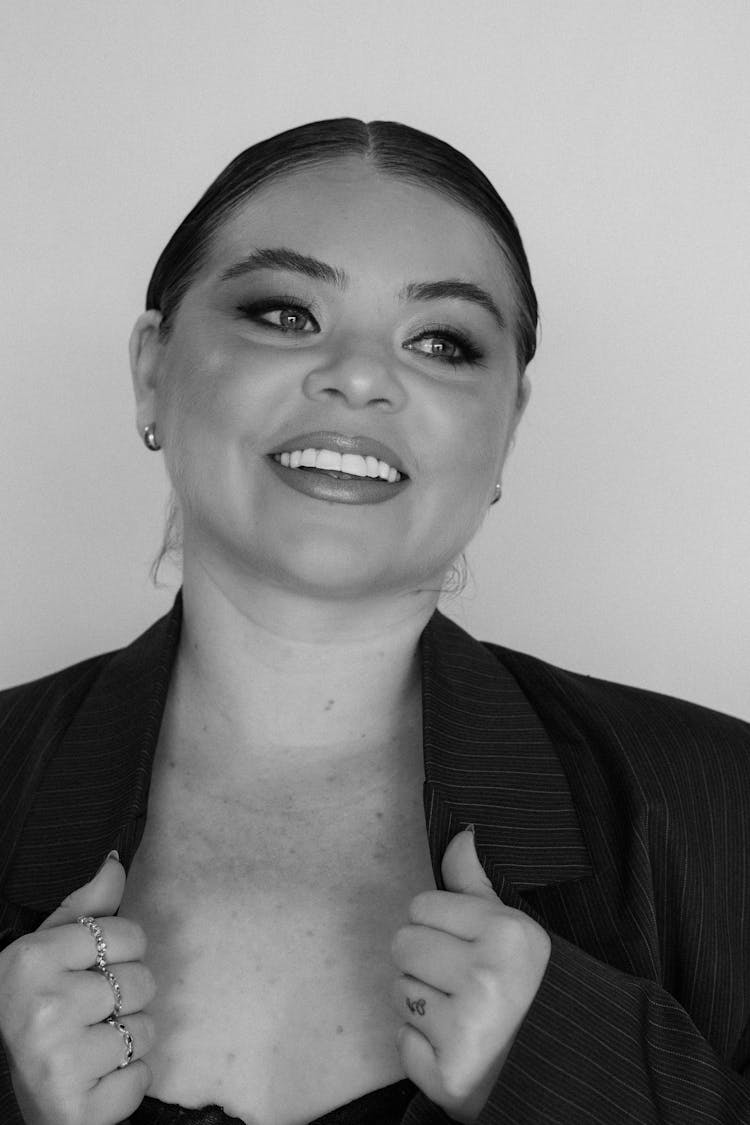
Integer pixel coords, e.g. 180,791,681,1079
2,1,748,718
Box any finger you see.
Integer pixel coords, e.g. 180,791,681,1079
34,916,147,971
392,974,452,1052
81,1011,156,1082
392,925,468,994
39,854,126,931
441,829,499,901
408,890,500,939
70,961,157,1024
87,1060,152,1125
396,1024,445,1106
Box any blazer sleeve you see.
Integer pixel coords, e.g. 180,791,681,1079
401,932,750,1124
481,932,750,1123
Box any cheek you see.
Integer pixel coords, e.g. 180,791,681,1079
159,340,261,441
432,394,509,492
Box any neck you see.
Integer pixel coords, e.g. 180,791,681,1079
168,556,440,776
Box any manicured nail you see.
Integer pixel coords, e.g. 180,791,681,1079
96,849,119,874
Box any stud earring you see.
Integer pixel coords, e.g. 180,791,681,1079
491,482,502,506
143,423,161,452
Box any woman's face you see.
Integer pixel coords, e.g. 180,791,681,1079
132,157,530,599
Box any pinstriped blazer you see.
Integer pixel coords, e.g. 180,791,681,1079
1,593,749,1124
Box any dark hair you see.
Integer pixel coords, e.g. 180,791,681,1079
145,118,538,369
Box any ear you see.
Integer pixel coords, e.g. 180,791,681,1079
129,310,166,437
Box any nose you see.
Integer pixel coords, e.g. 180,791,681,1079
302,342,408,412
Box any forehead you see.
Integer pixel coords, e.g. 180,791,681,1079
204,156,515,298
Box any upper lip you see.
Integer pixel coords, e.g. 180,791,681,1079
269,431,409,476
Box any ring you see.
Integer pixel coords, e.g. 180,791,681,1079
76,915,108,971
106,1017,134,1068
100,967,123,1019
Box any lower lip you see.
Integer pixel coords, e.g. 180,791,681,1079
267,457,410,505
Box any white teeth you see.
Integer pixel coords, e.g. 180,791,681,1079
341,453,368,477
273,447,404,482
315,449,342,470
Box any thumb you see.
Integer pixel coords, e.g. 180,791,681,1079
441,827,498,901
38,850,126,931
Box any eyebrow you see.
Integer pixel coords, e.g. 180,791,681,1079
399,279,506,333
219,247,347,288
219,246,506,332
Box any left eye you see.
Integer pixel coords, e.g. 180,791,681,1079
238,302,318,333
407,335,462,359
404,328,482,366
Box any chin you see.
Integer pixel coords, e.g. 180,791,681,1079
271,551,395,599
260,545,453,603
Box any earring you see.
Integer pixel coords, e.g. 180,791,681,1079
491,482,502,506
143,423,161,452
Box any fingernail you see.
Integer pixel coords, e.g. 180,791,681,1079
465,823,475,835
96,849,119,874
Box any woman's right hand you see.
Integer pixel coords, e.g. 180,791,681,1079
0,853,155,1125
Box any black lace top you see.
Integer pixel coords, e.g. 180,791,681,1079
129,1080,417,1124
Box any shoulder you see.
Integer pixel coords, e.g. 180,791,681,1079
481,636,750,781
0,651,121,881
429,609,749,749
0,652,114,743
0,597,181,779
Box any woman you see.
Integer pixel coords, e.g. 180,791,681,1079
0,119,748,1125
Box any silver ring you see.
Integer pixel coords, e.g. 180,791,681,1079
100,967,123,1019
106,1017,134,1068
76,915,108,971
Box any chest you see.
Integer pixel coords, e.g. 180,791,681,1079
119,755,435,1124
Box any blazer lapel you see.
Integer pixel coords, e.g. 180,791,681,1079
419,610,593,901
1,595,182,917
6,597,595,924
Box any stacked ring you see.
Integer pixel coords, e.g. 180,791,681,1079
75,915,128,1037
99,967,123,1019
106,1017,134,1068
75,915,108,971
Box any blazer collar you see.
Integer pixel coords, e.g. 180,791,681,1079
6,592,592,915
419,610,592,895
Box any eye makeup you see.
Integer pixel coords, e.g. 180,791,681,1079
234,291,486,368
236,295,320,333
403,323,484,367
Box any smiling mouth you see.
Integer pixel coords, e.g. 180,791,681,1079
271,449,407,483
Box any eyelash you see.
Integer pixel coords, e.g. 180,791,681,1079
236,298,484,368
408,323,484,367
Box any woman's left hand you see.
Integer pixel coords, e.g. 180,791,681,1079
391,828,551,1123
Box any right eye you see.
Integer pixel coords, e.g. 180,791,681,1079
237,300,319,333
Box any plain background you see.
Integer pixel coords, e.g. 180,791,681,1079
2,1,748,719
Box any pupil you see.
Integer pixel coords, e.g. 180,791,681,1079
281,309,300,329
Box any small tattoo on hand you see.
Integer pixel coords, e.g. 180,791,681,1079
406,997,426,1016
